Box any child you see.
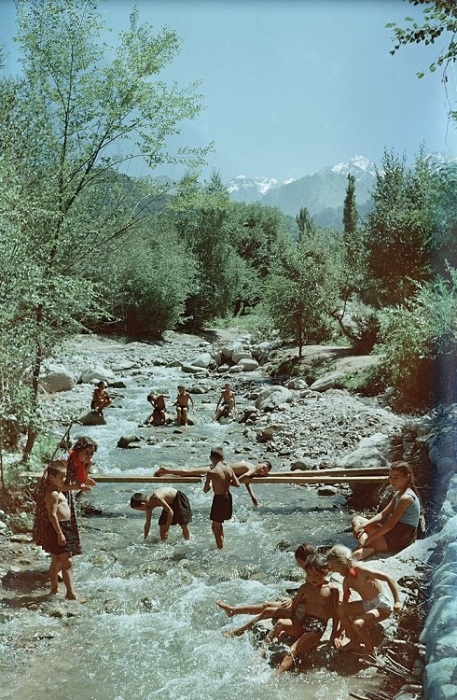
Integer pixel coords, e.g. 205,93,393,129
146,391,167,426
266,553,340,674
130,487,192,541
175,385,194,426
214,383,236,421
217,543,316,637
40,461,81,600
351,461,421,560
91,381,112,415
326,544,402,655
203,447,240,549
155,457,272,508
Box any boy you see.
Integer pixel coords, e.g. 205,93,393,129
326,544,402,655
154,457,272,507
146,391,167,426
175,385,194,426
214,383,236,421
203,447,240,549
266,553,339,674
41,460,80,600
91,381,112,415
130,487,192,541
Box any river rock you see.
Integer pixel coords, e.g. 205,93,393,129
255,385,292,411
77,411,106,426
117,435,142,448
189,353,213,368
228,365,243,374
237,357,259,371
286,378,309,390
337,433,390,469
40,364,75,393
256,423,286,442
310,371,345,392
232,349,252,364
80,366,115,384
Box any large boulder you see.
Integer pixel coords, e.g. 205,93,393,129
77,411,106,426
189,353,214,369
310,371,345,392
255,386,293,412
237,358,259,372
80,366,115,384
40,364,75,393
336,433,390,470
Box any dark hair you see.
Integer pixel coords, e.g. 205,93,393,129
305,553,329,573
262,459,273,471
294,542,316,563
47,460,67,477
130,492,146,509
389,461,419,496
210,447,224,462
72,436,98,453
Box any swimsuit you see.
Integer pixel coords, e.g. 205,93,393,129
210,493,233,523
158,491,192,526
43,520,76,555
384,521,417,553
361,592,392,613
299,613,327,635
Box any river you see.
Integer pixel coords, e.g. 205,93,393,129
0,335,387,700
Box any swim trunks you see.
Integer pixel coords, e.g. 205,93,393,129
43,520,76,555
158,491,192,526
210,492,233,523
361,592,392,613
384,521,416,553
300,613,327,635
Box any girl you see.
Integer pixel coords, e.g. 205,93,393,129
352,461,421,560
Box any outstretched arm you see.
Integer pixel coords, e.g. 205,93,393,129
244,482,259,507
143,508,153,540
154,466,208,477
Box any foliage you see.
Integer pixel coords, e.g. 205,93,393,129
387,1,457,79
0,0,207,458
263,225,339,357
364,149,437,306
376,269,457,409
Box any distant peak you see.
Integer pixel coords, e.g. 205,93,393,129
330,155,376,177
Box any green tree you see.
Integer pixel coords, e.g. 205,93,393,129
295,207,316,244
364,149,436,306
0,0,207,457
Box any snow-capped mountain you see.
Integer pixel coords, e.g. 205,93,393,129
226,175,295,203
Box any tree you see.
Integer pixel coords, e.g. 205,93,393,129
364,149,436,306
387,1,457,80
0,0,207,457
296,207,316,244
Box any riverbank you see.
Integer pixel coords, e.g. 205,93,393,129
0,330,440,699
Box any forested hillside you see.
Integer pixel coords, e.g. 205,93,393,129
1,0,457,463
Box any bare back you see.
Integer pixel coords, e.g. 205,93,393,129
205,462,238,495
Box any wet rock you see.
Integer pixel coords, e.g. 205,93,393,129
255,386,293,412
286,378,309,390
117,435,142,448
189,353,213,368
237,358,259,371
77,411,106,426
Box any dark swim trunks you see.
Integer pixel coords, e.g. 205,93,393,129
210,493,233,523
43,520,76,555
384,522,416,553
300,613,327,635
158,491,192,526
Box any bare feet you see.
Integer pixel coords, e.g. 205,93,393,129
222,629,237,638
65,593,86,603
50,587,58,595
216,600,234,617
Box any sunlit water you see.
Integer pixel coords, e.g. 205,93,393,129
1,360,376,700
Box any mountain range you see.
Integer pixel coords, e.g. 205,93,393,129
226,155,377,229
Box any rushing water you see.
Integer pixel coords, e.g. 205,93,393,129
1,356,378,700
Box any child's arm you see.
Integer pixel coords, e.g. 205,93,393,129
289,584,306,619
143,507,153,539
48,493,66,546
154,466,208,477
203,472,212,493
230,469,241,488
329,585,340,644
244,482,259,507
188,393,195,409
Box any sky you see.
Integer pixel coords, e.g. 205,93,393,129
1,0,456,183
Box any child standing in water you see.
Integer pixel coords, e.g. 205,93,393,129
130,487,192,541
214,383,236,421
40,461,81,600
203,447,240,549
326,544,402,655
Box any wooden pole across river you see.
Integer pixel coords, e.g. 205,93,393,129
27,467,389,485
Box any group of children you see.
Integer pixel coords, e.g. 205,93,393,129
145,383,236,426
34,432,417,675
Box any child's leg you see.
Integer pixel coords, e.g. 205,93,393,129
349,608,391,654
265,617,302,644
180,523,190,540
335,601,364,650
217,601,279,617
181,407,188,425
60,553,78,600
212,520,224,549
222,605,286,637
49,554,60,594
276,631,322,675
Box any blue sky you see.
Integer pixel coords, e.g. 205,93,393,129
1,0,456,182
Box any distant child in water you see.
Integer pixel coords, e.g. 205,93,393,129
214,383,236,421
91,381,112,416
175,385,194,426
326,544,401,655
146,391,167,426
266,553,339,674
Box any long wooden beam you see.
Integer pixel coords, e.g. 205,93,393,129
27,473,386,485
